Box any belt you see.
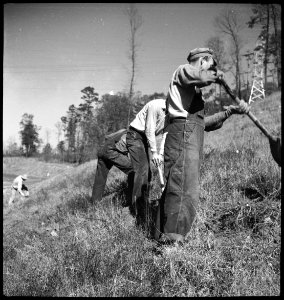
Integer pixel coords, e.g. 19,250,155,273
170,117,186,123
129,126,144,133
128,126,147,140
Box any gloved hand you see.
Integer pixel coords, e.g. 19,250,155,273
224,98,250,115
151,152,163,168
215,71,225,84
216,70,224,80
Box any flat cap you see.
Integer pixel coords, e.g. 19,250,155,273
187,47,214,62
21,174,28,180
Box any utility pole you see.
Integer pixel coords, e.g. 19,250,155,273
248,37,266,104
242,51,254,100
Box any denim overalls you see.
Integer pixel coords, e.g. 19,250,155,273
126,127,152,231
154,92,205,243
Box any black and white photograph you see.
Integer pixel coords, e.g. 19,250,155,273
3,3,281,297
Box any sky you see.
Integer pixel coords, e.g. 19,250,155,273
3,3,261,148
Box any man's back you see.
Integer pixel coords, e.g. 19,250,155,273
12,175,23,188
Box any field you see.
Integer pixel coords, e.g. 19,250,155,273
3,92,281,296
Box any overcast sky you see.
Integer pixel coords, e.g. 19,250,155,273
3,3,260,147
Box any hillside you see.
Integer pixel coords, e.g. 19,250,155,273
3,157,76,189
3,91,281,296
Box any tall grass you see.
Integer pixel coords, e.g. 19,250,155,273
3,92,281,296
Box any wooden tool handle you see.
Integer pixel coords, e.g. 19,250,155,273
158,165,164,186
219,78,274,140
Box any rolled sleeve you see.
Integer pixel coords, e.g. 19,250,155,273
17,179,23,193
174,64,217,88
145,103,159,152
205,111,231,132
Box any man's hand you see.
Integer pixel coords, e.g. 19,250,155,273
207,69,224,83
224,98,250,115
151,152,163,168
213,70,224,83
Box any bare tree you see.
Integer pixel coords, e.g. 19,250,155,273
248,4,281,89
270,4,281,88
206,36,227,97
4,136,19,156
44,128,51,145
214,9,244,98
125,4,143,126
55,121,63,145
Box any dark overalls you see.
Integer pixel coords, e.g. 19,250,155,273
126,127,152,232
154,92,205,243
91,129,134,204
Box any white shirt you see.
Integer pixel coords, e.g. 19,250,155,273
129,99,167,153
11,175,25,194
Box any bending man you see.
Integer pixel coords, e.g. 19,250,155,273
9,174,29,205
91,128,134,206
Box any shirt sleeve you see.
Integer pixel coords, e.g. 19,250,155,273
205,110,232,132
174,64,218,88
17,178,23,192
145,103,159,153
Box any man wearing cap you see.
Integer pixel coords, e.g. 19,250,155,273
153,47,250,245
9,174,29,205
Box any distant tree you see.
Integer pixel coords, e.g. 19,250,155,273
75,87,100,163
214,9,244,98
131,91,166,115
61,104,79,162
97,92,130,134
60,86,100,163
57,140,65,162
78,87,99,151
247,4,281,88
80,86,99,105
206,36,227,97
125,4,143,126
42,143,52,162
270,4,281,88
148,92,166,100
4,136,21,156
44,128,51,145
54,121,63,154
19,113,41,157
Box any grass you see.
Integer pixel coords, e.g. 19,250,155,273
3,91,281,296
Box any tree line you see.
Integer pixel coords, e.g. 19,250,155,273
3,89,166,163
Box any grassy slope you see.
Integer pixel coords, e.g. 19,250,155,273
3,92,281,296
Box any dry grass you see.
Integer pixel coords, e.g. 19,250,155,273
3,91,281,296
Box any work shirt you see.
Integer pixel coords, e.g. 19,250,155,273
11,175,25,194
167,63,217,118
129,99,167,153
127,109,230,156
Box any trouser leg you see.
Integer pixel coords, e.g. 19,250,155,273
154,119,204,243
92,142,134,204
126,130,151,233
9,189,16,205
91,158,113,203
105,145,134,206
126,171,135,208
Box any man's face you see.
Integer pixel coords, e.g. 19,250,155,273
200,56,217,73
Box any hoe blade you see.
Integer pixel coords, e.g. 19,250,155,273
269,136,281,166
